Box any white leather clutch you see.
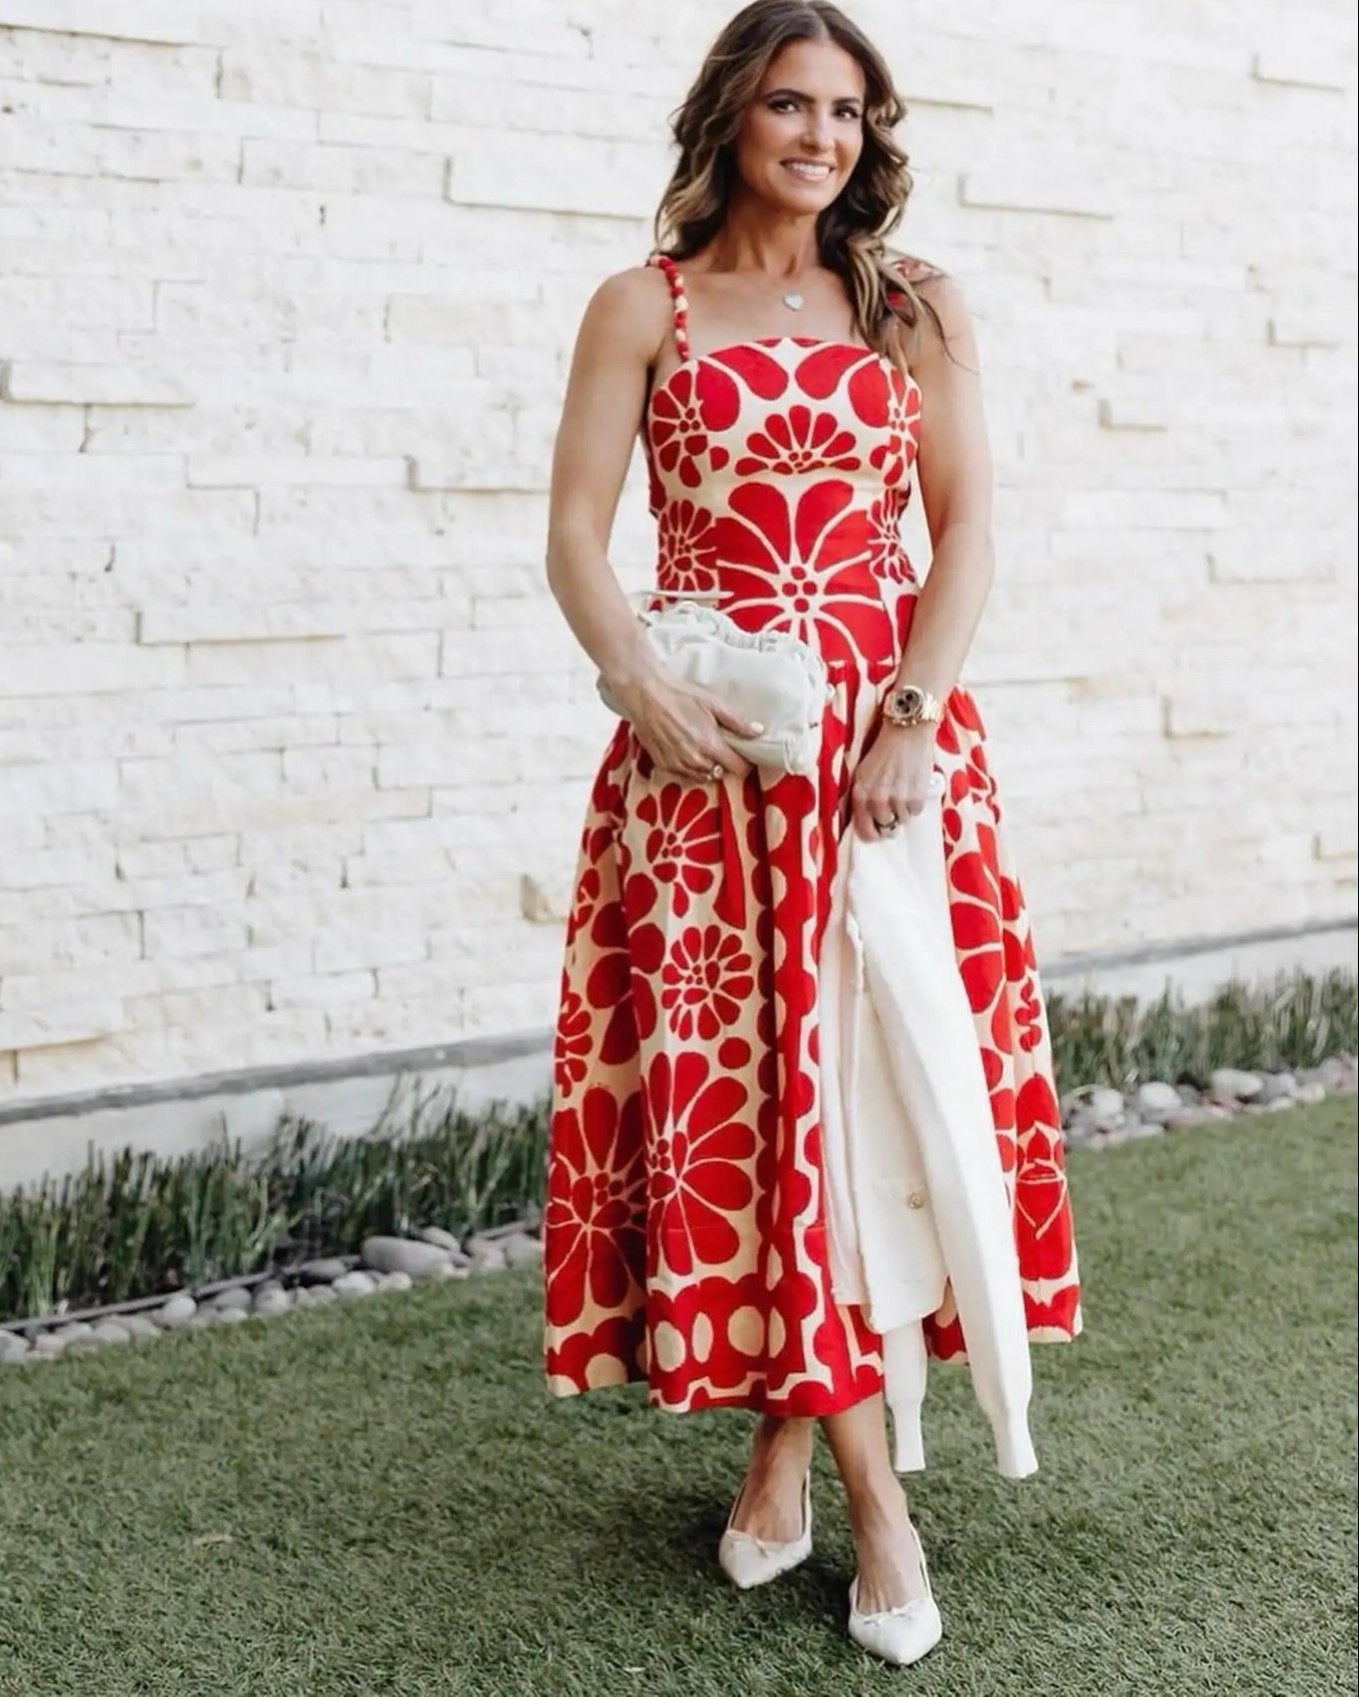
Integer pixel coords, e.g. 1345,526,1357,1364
596,593,831,776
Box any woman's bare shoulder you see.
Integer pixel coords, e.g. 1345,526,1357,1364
579,263,674,359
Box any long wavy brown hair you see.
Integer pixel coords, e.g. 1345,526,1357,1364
653,0,940,370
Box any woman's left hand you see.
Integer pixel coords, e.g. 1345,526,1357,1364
850,723,940,843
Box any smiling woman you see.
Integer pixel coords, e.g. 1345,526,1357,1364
735,72,865,227
540,0,1082,1667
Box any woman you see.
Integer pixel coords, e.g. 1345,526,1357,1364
542,0,1082,1667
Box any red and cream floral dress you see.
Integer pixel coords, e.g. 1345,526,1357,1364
543,254,1081,1426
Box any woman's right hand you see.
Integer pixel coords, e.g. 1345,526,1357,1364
606,669,761,782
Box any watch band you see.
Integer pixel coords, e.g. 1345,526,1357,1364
882,684,944,727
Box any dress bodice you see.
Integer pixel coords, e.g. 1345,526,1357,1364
642,257,923,672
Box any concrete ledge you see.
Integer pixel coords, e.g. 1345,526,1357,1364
0,1026,551,1128
1,919,1353,1194
1043,916,1357,1003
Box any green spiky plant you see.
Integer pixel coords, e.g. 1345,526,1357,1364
0,969,1352,1329
1046,967,1357,1093
0,1095,550,1328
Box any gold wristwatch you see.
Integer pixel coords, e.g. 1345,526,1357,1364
882,683,944,728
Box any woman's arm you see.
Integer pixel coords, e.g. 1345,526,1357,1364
545,268,666,689
890,271,996,702
545,267,759,781
847,270,995,841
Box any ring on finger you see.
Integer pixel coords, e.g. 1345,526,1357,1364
874,815,900,834
708,762,724,781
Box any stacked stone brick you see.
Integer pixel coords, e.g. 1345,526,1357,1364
0,0,1355,1098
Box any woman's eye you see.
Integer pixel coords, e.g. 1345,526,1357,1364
767,98,861,118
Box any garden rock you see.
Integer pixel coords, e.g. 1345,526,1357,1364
333,1271,379,1299
1319,1055,1358,1091
154,1295,197,1330
1066,1106,1123,1138
297,1257,353,1285
417,1227,466,1256
377,1271,413,1292
209,1287,254,1314
1256,1071,1298,1104
465,1238,509,1273
90,1321,133,1346
121,1315,161,1341
361,1236,455,1279
502,1233,545,1268
298,1284,338,1307
1295,1081,1328,1106
1209,1068,1264,1101
215,1307,248,1325
252,1286,293,1317
1089,1086,1126,1119
472,1218,537,1243
1132,1081,1182,1121
0,1332,30,1365
52,1322,94,1349
1061,1085,1125,1124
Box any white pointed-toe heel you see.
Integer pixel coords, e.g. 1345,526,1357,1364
847,1520,943,1667
717,1468,813,1589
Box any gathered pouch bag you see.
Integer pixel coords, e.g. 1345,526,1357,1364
596,591,831,776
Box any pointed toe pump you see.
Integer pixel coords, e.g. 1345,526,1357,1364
847,1520,944,1667
717,1469,813,1589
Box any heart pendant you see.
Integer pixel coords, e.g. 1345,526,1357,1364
782,292,805,310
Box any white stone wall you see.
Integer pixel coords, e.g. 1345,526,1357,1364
1,0,1355,1103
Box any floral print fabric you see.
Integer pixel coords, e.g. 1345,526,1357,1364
544,256,1081,1416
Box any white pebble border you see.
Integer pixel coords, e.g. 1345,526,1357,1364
0,1221,543,1369
1,1056,1354,1369
1059,1056,1356,1148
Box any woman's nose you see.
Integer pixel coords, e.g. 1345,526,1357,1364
803,109,834,150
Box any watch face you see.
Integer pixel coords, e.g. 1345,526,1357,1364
893,687,925,715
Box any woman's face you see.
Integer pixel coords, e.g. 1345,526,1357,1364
733,36,867,216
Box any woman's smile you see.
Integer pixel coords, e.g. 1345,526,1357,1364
782,159,834,181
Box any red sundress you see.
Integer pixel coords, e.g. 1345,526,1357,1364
543,253,1082,1417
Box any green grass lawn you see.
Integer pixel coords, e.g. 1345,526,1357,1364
1,1099,1355,1697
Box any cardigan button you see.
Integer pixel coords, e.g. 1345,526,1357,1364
906,1189,926,1210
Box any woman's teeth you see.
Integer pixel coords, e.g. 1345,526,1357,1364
784,161,831,181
